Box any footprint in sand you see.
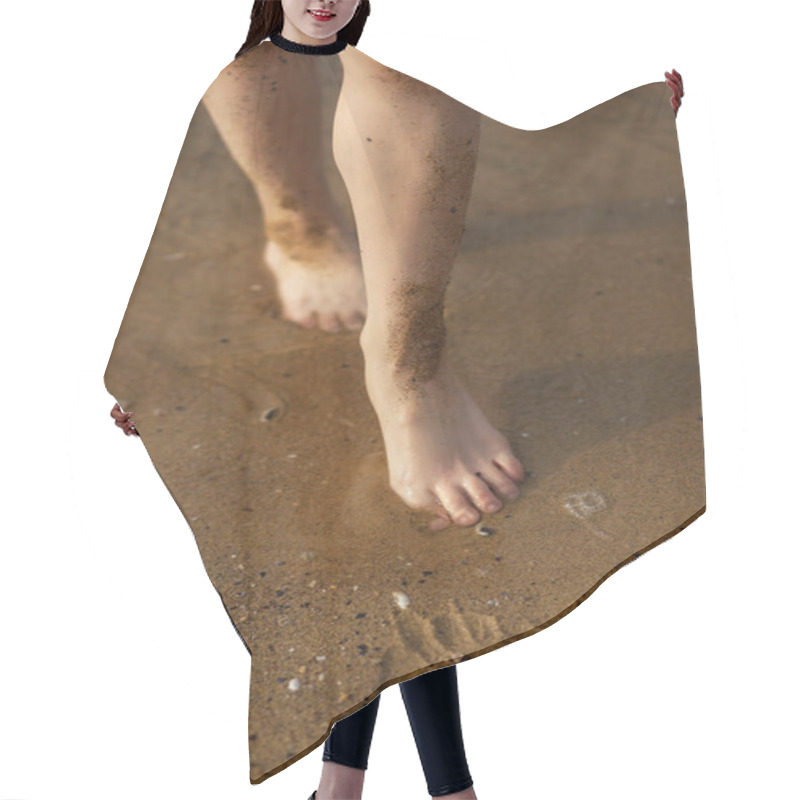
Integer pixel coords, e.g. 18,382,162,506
563,491,607,519
562,491,611,540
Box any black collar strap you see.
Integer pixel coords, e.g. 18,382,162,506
270,31,348,55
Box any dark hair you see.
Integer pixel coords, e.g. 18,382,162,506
235,1,371,59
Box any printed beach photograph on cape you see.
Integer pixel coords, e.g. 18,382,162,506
105,22,703,782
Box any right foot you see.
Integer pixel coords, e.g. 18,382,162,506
264,237,367,332
361,330,526,530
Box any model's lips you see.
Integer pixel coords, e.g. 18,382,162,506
308,9,335,21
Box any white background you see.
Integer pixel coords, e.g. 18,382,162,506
1,1,797,798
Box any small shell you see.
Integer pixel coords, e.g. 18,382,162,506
393,591,411,610
288,678,301,692
476,525,496,536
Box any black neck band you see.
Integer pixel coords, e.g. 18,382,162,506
270,31,348,55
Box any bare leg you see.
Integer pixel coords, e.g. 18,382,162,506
333,50,526,530
316,762,365,800
315,764,478,800
201,45,366,332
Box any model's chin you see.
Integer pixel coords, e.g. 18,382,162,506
299,25,345,41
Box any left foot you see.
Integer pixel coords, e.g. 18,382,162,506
264,239,367,332
263,214,367,332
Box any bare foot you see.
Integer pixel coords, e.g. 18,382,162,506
264,237,367,332
361,331,526,531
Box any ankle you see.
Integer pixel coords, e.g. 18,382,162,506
359,317,448,377
317,761,366,800
264,211,351,257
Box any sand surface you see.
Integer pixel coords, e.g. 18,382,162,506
105,65,704,784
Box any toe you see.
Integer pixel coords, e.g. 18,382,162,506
480,464,521,500
493,450,526,483
342,312,365,331
289,310,318,329
429,512,452,532
462,473,503,514
411,492,452,532
436,484,481,527
317,313,343,332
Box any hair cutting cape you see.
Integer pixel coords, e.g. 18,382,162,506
105,35,704,784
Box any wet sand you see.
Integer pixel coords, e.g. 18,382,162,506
105,71,704,784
